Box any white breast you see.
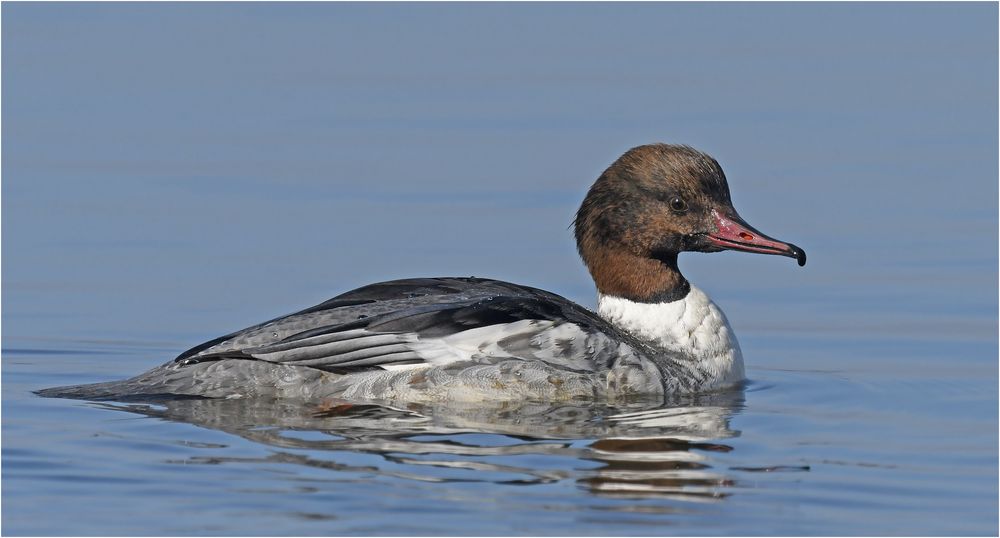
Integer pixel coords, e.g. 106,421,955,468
597,285,744,389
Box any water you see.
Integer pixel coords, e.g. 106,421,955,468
3,3,997,535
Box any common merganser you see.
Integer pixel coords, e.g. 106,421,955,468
38,144,805,403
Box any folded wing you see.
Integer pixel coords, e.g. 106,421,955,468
173,278,633,374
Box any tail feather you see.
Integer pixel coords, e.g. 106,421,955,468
35,359,333,401
34,380,205,402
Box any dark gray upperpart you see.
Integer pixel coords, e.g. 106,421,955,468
170,277,646,371
37,277,699,402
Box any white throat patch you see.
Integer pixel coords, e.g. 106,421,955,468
597,285,744,388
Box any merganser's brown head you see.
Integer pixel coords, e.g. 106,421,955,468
574,143,805,303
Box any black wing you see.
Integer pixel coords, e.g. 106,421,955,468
174,277,630,373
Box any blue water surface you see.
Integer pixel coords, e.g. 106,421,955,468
3,3,997,536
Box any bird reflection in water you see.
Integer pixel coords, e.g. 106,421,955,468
90,390,744,502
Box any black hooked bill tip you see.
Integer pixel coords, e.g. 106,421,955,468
788,243,807,267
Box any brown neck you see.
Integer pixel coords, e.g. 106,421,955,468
583,247,690,303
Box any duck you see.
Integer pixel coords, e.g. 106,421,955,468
37,144,805,403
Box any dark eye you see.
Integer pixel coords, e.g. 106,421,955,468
669,196,688,213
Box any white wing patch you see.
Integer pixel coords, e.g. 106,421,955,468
408,319,603,372
237,320,606,373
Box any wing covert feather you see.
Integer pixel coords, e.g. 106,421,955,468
174,277,637,374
